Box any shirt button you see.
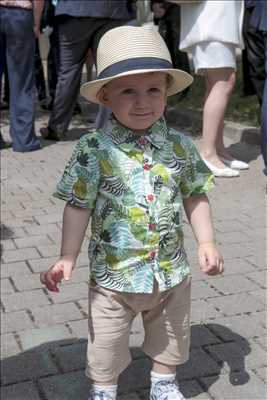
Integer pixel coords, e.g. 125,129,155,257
149,251,156,259
149,223,156,231
147,194,155,202
144,163,151,171
138,137,147,146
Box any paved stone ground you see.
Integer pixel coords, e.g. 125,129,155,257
0,104,266,400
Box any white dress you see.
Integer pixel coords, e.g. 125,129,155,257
179,0,244,73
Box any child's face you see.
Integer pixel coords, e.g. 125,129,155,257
98,72,168,133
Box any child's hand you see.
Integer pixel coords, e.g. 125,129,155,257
40,256,76,292
198,242,224,276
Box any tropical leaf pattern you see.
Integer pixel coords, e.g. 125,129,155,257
54,117,213,293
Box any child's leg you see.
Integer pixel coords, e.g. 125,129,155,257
142,277,191,400
86,281,135,399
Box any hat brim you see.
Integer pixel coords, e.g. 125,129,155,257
80,69,193,104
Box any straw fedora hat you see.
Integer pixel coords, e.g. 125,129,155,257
80,25,193,104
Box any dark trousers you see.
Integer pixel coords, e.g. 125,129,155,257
35,39,47,102
48,16,126,134
243,9,267,172
47,26,60,101
0,7,40,151
261,32,267,173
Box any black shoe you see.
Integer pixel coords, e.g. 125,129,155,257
0,101,9,110
73,102,82,115
40,126,64,141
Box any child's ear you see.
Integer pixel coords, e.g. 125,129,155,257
97,87,110,107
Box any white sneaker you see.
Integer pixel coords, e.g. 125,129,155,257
88,390,114,400
202,157,240,177
150,379,185,400
220,157,249,170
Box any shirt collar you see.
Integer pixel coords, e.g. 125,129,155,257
103,115,167,152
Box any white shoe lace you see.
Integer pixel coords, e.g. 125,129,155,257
150,379,185,400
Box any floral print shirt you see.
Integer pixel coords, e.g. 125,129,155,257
54,117,213,293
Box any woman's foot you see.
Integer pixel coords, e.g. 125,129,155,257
217,149,249,170
201,155,240,177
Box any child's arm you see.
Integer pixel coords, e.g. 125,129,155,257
183,193,224,276
40,203,91,292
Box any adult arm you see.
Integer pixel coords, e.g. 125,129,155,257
33,0,45,38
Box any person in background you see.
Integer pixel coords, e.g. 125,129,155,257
40,25,224,400
179,0,249,178
151,0,191,99
243,0,267,176
0,0,43,152
40,0,135,141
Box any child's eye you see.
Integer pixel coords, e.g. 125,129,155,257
149,87,161,94
121,88,135,95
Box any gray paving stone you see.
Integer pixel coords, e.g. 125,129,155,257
68,319,88,339
254,366,267,383
0,381,41,400
190,324,222,348
19,325,73,351
31,302,84,327
14,234,53,249
209,275,260,295
1,239,16,250
221,258,258,275
36,244,60,257
1,349,58,385
246,271,267,288
28,256,58,273
1,261,31,278
12,273,44,291
206,340,266,371
50,282,88,304
2,247,41,263
1,278,15,295
119,357,151,393
206,293,265,316
179,380,213,399
248,288,267,306
202,371,267,399
39,370,89,400
176,348,221,380
52,341,87,372
0,333,21,359
118,394,141,400
191,280,219,299
191,299,224,323
207,315,267,341
2,290,50,312
35,213,63,225
1,310,35,334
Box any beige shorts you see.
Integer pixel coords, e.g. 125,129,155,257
86,277,191,382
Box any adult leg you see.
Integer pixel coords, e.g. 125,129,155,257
261,32,267,175
47,25,60,105
34,38,47,106
46,17,105,136
5,8,40,152
199,68,236,168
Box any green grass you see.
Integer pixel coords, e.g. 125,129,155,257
169,62,260,127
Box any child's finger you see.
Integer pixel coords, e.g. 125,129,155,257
61,261,73,281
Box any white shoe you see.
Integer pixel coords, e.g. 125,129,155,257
220,157,249,170
202,157,240,177
150,379,185,400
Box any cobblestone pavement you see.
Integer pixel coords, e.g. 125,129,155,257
1,106,266,400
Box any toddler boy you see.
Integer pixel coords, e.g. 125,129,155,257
41,26,224,400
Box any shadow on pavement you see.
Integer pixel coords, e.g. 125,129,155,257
1,323,251,399
0,224,14,258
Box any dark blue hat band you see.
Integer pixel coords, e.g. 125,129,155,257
97,57,173,80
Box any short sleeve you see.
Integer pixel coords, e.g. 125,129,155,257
179,136,214,198
53,135,100,208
